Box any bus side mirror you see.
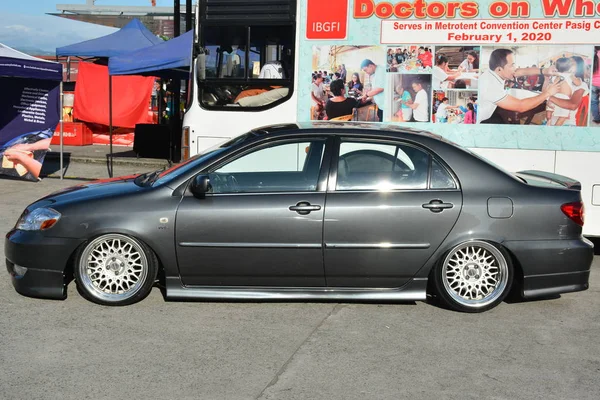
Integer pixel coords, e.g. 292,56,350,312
196,53,206,81
190,175,211,199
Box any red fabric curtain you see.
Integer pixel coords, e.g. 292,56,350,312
74,62,154,128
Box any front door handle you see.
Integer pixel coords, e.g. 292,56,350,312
289,201,321,215
422,199,454,213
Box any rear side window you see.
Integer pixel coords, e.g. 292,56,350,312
336,141,430,190
430,159,457,189
335,140,458,191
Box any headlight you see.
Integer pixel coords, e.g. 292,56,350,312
16,208,61,231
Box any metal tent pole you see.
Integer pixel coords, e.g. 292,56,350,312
173,0,182,163
60,81,64,180
175,1,180,36
186,0,192,32
108,74,113,178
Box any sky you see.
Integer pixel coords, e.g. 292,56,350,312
0,1,174,53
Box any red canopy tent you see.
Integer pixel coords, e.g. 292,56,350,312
56,19,162,177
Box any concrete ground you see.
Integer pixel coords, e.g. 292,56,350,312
1,177,599,400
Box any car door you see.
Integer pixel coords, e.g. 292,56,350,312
175,136,332,287
323,137,462,287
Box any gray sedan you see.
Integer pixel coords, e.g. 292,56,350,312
5,123,593,312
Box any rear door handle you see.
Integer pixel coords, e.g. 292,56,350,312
422,199,454,213
289,201,321,215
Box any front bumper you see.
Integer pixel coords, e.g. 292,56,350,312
504,238,594,299
5,230,84,300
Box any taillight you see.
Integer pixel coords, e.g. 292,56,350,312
561,201,584,226
181,126,190,160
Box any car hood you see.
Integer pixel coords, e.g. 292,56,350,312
32,174,145,209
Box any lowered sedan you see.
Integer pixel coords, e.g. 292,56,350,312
5,123,593,312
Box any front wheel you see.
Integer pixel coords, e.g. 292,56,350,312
433,240,513,313
74,234,158,306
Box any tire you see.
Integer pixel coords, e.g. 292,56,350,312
74,234,158,306
433,240,513,313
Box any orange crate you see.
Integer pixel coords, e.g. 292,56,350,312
52,122,93,146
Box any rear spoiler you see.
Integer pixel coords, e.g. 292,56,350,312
516,170,581,190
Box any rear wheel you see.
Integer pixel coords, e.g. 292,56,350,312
433,240,513,313
74,234,158,306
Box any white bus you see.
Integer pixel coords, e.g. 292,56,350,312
182,0,600,236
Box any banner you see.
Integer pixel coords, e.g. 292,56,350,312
74,62,154,129
0,77,60,181
299,0,600,151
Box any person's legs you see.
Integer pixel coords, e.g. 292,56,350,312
546,109,554,125
377,108,383,122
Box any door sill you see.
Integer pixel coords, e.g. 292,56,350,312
165,277,427,301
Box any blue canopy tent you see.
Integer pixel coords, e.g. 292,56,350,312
0,43,63,181
56,18,162,58
108,30,193,79
107,30,193,163
56,19,162,177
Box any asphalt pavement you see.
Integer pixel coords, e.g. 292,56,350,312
1,176,599,400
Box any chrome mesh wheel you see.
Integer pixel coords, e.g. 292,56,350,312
78,234,149,303
441,241,509,309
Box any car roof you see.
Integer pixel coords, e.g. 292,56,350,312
249,121,454,144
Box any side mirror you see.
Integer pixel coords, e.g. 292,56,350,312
190,174,211,199
196,52,206,81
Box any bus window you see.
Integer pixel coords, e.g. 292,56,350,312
198,24,295,110
203,26,247,79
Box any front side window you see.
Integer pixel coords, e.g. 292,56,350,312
336,141,430,191
208,140,325,193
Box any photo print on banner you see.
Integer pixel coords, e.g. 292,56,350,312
432,46,480,90
592,46,600,127
432,91,478,124
311,45,385,122
478,45,592,126
387,45,434,73
388,74,432,123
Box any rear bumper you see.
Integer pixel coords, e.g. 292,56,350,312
5,229,84,300
504,238,594,299
522,270,589,299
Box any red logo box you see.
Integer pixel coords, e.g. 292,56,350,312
306,0,348,40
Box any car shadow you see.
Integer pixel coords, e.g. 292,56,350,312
504,294,561,304
425,290,561,311
587,236,600,256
